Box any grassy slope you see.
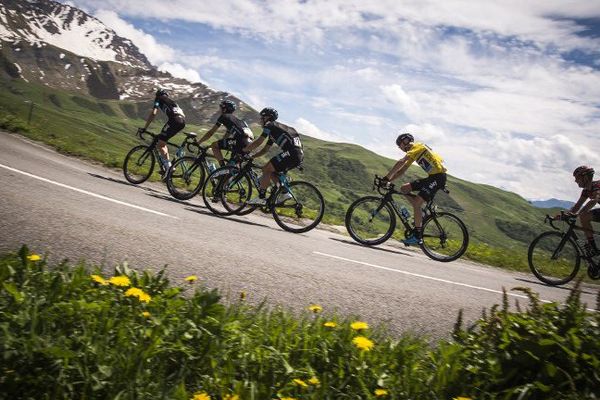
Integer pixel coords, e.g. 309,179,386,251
1,76,554,268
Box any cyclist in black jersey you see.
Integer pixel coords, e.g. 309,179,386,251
138,88,186,173
244,107,304,206
197,99,254,167
557,165,600,255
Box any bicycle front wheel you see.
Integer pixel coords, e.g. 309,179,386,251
202,166,238,216
221,171,253,215
123,145,155,184
528,231,580,286
166,156,205,200
272,181,324,233
345,196,396,245
421,212,469,262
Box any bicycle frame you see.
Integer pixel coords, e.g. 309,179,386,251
545,213,598,267
138,130,198,172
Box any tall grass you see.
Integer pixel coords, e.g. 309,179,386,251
1,246,598,399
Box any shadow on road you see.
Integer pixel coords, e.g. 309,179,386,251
146,193,204,209
88,173,163,194
513,277,597,296
184,207,273,230
329,237,415,257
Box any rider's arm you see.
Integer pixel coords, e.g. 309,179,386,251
142,108,157,131
385,156,412,181
243,135,265,154
569,194,587,214
252,142,272,159
198,123,220,144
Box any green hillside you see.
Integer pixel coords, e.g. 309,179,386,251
0,76,554,270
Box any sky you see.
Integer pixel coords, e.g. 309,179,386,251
63,0,600,201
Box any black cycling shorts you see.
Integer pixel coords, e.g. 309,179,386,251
216,135,251,155
270,148,303,173
157,115,185,141
591,208,600,222
410,173,447,202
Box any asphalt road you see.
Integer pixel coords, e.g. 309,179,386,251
1,130,597,339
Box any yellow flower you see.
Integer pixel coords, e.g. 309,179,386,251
323,321,337,328
350,321,369,331
90,274,108,285
280,398,297,400
109,275,131,287
293,378,308,388
185,275,198,283
308,377,320,386
375,388,389,397
352,336,374,351
240,291,246,301
223,395,239,400
141,311,151,318
125,287,152,303
453,398,472,400
191,393,211,400
308,304,322,313
27,254,41,261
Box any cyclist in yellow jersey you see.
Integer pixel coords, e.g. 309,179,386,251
382,133,447,245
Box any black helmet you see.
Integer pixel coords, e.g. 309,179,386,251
396,133,414,147
573,165,594,178
220,99,236,113
259,107,278,121
155,88,168,97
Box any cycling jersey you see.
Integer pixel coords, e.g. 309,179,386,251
262,121,302,152
405,142,447,175
215,114,254,140
154,94,185,120
582,180,600,200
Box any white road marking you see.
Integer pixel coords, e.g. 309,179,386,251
0,162,177,219
314,251,597,311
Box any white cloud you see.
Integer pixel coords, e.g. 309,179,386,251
381,84,421,119
157,62,201,83
295,118,348,143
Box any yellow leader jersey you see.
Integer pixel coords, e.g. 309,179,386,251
405,142,447,175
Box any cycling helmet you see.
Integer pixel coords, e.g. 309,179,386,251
259,107,278,121
396,133,414,147
573,165,594,178
220,99,236,113
155,88,168,97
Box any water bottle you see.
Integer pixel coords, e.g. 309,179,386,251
176,147,185,158
400,205,411,221
208,162,216,173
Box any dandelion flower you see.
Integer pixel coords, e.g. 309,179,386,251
125,287,152,303
27,254,41,261
323,321,337,328
453,397,472,400
91,274,108,285
293,378,308,388
352,336,374,351
223,395,239,400
191,393,211,400
280,397,297,400
308,377,320,386
308,304,322,313
141,311,151,318
185,275,198,283
350,321,369,331
375,388,389,397
109,275,131,287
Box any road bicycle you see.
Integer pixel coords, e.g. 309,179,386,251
345,176,469,262
165,144,218,200
528,213,600,286
202,156,325,233
122,130,198,184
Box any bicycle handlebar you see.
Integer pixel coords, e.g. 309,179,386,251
545,211,576,231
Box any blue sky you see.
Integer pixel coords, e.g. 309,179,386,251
65,0,600,201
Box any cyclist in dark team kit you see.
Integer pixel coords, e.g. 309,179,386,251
244,107,304,206
138,88,186,173
197,99,254,167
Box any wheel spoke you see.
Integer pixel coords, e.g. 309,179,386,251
345,196,395,245
272,181,324,233
421,212,468,262
528,231,580,285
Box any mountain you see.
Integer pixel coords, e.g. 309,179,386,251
0,0,258,125
529,198,574,209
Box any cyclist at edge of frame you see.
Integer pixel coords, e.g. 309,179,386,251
381,132,447,246
197,99,254,168
138,88,186,175
556,165,600,256
243,107,304,206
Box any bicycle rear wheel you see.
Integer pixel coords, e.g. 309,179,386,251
202,166,237,216
123,145,155,184
528,231,580,286
221,171,253,215
272,181,324,233
421,212,469,262
166,156,205,200
345,196,396,245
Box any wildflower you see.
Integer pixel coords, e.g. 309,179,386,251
240,291,246,301
223,395,239,400
308,304,322,313
375,388,389,397
185,275,198,283
191,393,211,400
453,398,472,400
141,311,151,318
293,378,308,388
350,321,369,331
352,336,374,351
109,275,131,287
125,287,152,303
308,377,320,386
323,321,337,328
280,398,297,400
91,274,108,285
27,254,41,261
